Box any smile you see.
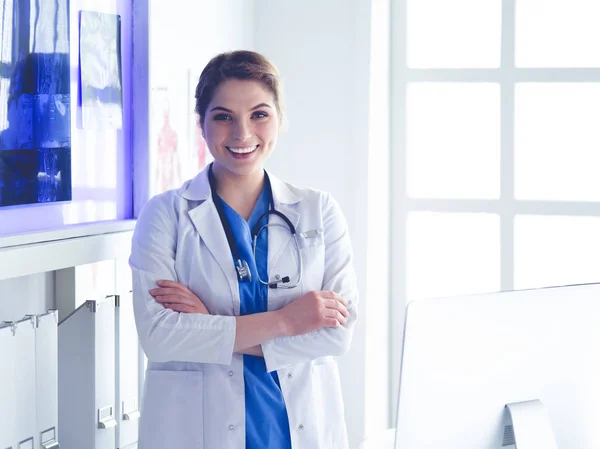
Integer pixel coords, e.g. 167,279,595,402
226,145,258,154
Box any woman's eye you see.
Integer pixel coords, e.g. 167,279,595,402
213,114,232,121
252,111,268,119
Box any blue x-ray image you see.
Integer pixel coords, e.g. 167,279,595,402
0,148,71,205
0,0,71,207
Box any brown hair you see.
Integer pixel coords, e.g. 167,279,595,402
194,50,284,128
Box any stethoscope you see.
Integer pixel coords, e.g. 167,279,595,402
208,163,303,289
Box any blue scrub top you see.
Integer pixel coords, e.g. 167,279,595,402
219,184,292,449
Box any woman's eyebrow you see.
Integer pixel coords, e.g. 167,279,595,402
250,103,272,110
210,106,233,113
210,103,272,113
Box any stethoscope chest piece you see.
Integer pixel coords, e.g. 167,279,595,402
236,259,252,282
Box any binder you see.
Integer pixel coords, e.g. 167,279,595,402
115,292,140,448
0,322,16,449
115,258,142,449
59,296,116,449
31,311,60,449
13,316,36,449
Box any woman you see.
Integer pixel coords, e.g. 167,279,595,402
129,50,359,449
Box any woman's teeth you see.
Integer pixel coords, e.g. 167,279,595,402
227,146,256,154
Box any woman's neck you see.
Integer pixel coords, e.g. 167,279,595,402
212,164,265,220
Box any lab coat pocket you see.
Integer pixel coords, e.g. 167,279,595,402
312,361,349,449
300,243,325,294
297,228,325,249
138,370,205,449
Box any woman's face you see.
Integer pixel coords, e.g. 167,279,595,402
202,79,279,179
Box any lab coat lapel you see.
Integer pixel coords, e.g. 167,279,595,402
188,202,237,286
183,168,238,297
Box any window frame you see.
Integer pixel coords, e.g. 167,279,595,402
390,0,600,423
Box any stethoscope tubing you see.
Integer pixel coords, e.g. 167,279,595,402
208,162,303,289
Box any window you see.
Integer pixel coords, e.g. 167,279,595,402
391,0,600,422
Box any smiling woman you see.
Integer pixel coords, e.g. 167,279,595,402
129,50,359,449
196,51,283,188
202,78,279,182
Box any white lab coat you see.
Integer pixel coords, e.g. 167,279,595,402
129,165,359,449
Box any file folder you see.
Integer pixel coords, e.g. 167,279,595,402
31,311,59,449
13,317,36,449
115,292,140,448
59,296,116,449
0,322,16,449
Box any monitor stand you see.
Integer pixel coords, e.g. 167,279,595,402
501,400,558,449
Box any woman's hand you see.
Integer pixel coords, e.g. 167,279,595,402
277,290,349,337
149,280,210,314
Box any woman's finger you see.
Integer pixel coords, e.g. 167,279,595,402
164,302,193,313
326,309,346,326
155,294,190,305
324,298,349,317
319,290,348,307
149,287,189,297
156,280,193,295
325,317,341,328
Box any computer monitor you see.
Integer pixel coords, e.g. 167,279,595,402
394,283,600,449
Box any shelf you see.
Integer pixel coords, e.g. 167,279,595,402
0,220,137,281
0,220,137,249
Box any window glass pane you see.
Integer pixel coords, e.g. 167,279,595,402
515,83,600,201
516,0,600,68
407,212,500,301
407,83,500,199
407,0,501,68
514,215,600,289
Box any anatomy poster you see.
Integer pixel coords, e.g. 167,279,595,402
149,84,211,197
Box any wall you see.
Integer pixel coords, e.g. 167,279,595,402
142,2,394,445
366,0,392,436
253,1,389,447
136,0,255,209
0,3,392,447
0,272,55,321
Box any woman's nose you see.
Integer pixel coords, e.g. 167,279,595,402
232,119,252,142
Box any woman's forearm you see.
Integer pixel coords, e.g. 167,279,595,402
234,311,288,352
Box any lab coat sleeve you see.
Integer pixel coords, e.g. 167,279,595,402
261,193,359,373
129,195,236,365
